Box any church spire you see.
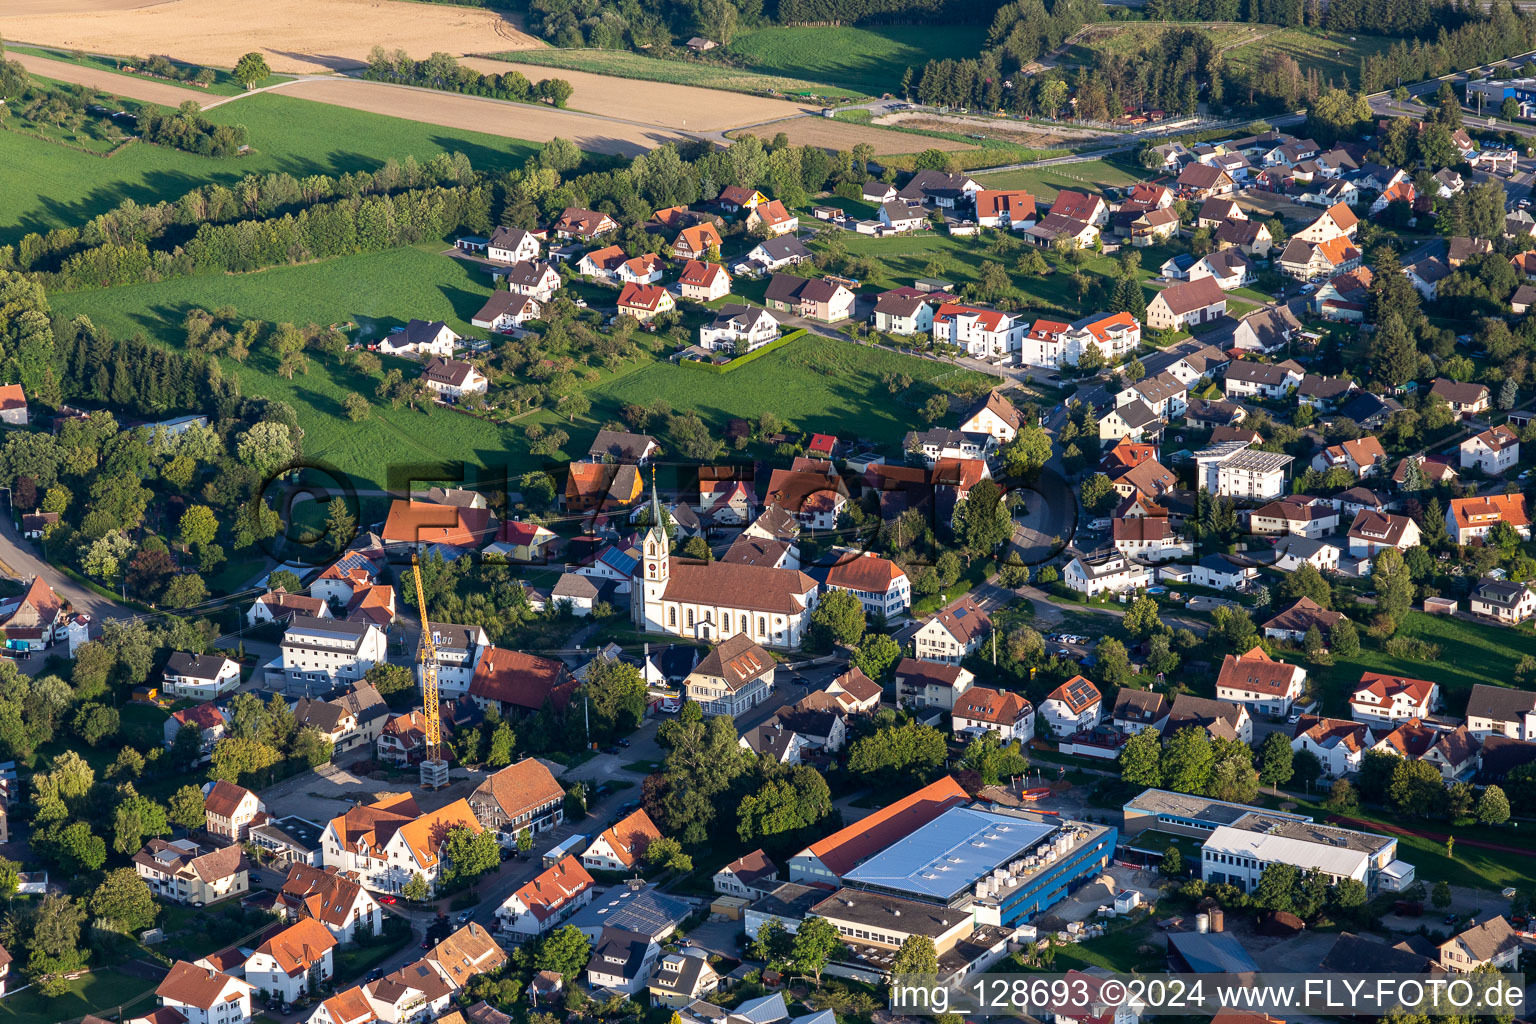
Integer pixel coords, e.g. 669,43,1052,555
648,465,663,533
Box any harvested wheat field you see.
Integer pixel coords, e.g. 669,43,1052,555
279,78,692,156
730,116,974,155
0,0,540,74
10,49,216,107
459,56,810,132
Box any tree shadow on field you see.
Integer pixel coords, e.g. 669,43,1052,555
439,284,491,325
428,134,539,174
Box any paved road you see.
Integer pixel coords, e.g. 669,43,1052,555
0,509,134,635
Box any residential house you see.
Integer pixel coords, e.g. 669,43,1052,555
716,186,768,214
1189,249,1255,290
1471,578,1536,624
951,686,1035,742
378,319,457,359
617,253,666,285
495,855,595,937
277,863,383,943
1461,425,1520,475
958,389,1026,442
931,303,1025,359
1130,208,1180,246
1467,683,1536,740
1117,371,1187,421
1177,163,1235,199
1146,277,1227,331
0,575,65,650
162,652,241,701
1292,716,1371,777
1024,213,1099,249
824,552,910,619
1269,535,1343,573
648,952,721,1008
1192,440,1293,499
582,808,662,871
1214,219,1273,256
746,200,798,236
586,928,659,996
1098,400,1161,443
134,839,248,906
1439,917,1521,973
975,189,1038,230
1351,672,1437,724
1430,378,1491,418
899,170,982,209
1216,646,1306,716
1405,256,1451,301
678,260,731,302
684,634,777,717
1296,375,1358,409
381,500,494,558
763,275,854,323
617,282,676,322
1277,237,1361,280
162,703,228,763
699,304,779,353
1168,694,1252,744
553,208,619,240
321,794,485,896
1163,553,1260,592
469,757,566,839
1111,688,1169,735
823,666,883,713
203,780,265,842
376,710,447,766
485,225,541,264
154,962,254,1024
1249,497,1341,538
878,202,928,233
1263,597,1346,644
1222,360,1303,400
714,850,778,901
862,181,897,203
911,595,990,664
577,245,628,281
471,291,540,332
468,647,579,719
1113,516,1193,562
503,261,562,302
1295,202,1359,243
893,658,974,711
1346,510,1421,559
872,287,942,336
1039,676,1102,737
291,684,388,753
673,223,725,261
735,236,810,276
1064,552,1154,596
1447,494,1529,544
421,357,489,399
245,918,336,1005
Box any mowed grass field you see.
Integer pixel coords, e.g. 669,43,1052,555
581,335,1002,447
977,157,1148,201
0,966,157,1024
725,24,987,98
483,46,863,101
49,245,523,488
2,91,541,244
1301,609,1536,718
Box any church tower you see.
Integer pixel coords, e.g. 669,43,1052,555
636,469,670,631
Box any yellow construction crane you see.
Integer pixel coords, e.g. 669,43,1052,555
412,553,448,788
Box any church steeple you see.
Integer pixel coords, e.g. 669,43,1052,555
641,467,669,582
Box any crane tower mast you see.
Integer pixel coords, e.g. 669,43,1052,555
412,554,449,788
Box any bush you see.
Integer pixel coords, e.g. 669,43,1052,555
1382,636,1441,660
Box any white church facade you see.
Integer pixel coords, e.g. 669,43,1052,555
632,487,819,649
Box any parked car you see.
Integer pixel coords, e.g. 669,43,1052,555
379,894,397,905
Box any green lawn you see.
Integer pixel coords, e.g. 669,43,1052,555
0,967,158,1024
582,335,1001,448
481,47,864,102
977,157,1147,201
3,91,541,245
50,245,523,489
1297,610,1536,718
725,25,988,98
1222,28,1398,88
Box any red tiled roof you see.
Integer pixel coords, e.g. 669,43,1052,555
381,501,493,548
1217,645,1301,697
469,648,578,712
801,776,968,876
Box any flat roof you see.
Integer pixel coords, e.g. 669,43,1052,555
1229,812,1393,855
1124,788,1310,827
1205,824,1368,878
1224,449,1295,473
842,805,1055,901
